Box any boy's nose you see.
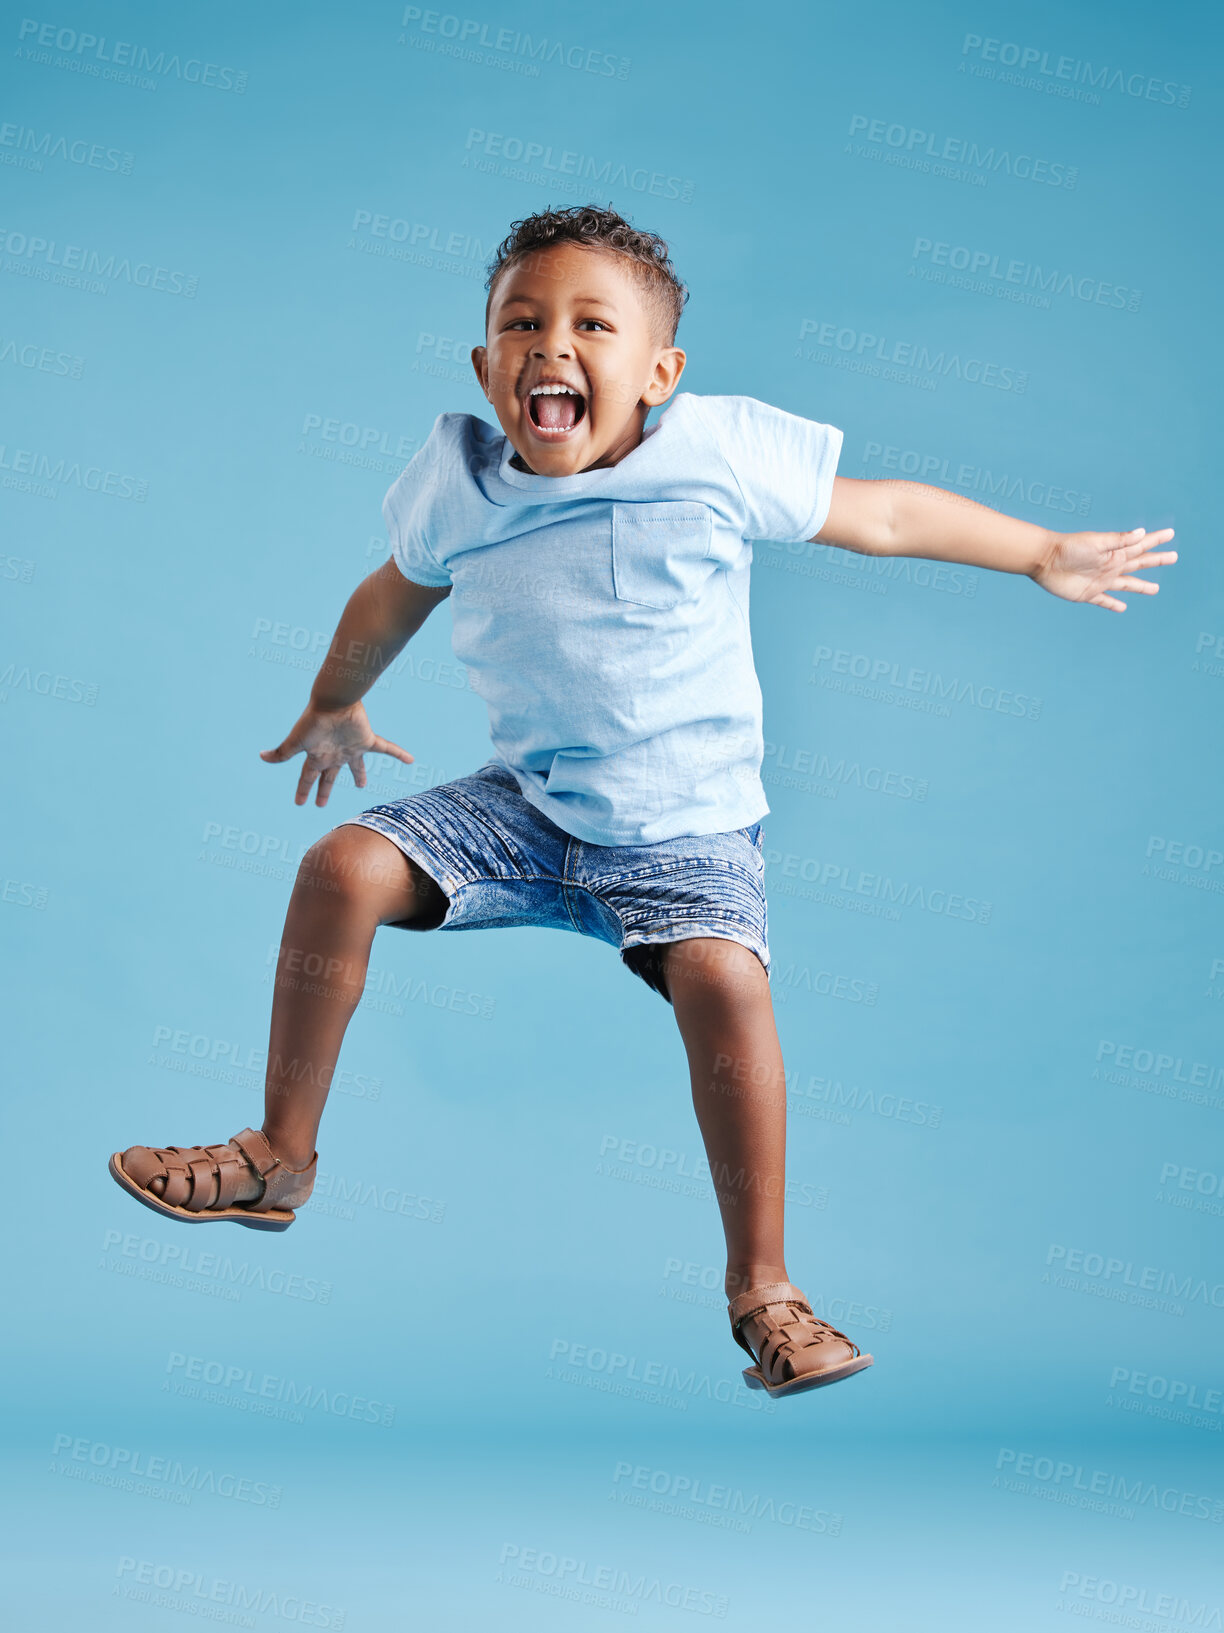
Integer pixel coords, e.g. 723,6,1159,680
530,327,573,360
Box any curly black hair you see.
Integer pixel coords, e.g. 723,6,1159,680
484,204,688,343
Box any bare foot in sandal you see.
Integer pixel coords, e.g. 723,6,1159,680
728,1281,874,1398
108,1127,317,1232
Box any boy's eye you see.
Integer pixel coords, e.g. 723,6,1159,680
502,318,610,332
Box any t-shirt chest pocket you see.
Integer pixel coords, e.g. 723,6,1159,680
611,502,714,611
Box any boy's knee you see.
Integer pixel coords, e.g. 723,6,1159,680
297,827,447,925
298,826,391,901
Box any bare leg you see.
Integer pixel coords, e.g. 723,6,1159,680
260,827,447,1167
663,938,789,1302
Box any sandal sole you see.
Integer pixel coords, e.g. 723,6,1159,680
742,1354,874,1398
108,1152,296,1231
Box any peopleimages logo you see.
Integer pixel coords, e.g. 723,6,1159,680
1094,1038,1224,1102
811,644,1042,721
399,8,630,78
911,237,1141,311
995,1448,1224,1523
1045,1245,1224,1311
597,1133,824,1208
859,441,1091,516
51,1433,282,1507
0,660,98,703
1057,1572,1223,1624
115,1558,345,1630
164,1352,396,1427
15,18,248,92
0,444,146,500
463,128,695,202
611,1461,842,1535
496,1544,727,1617
1109,1366,1224,1417
350,209,491,263
847,114,1077,188
101,1228,334,1304
796,318,1027,392
0,335,84,377
958,34,1191,108
547,1337,775,1415
764,846,991,926
0,121,134,174
0,226,197,296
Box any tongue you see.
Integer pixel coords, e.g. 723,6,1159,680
535,393,578,430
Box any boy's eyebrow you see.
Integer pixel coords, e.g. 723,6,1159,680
498,291,622,310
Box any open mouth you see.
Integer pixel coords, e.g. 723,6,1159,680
527,383,587,437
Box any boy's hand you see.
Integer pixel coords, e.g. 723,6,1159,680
1032,526,1177,612
260,701,414,807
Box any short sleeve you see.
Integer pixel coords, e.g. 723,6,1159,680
382,416,454,588
692,395,843,544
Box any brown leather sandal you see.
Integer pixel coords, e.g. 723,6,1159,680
729,1280,874,1398
108,1127,317,1232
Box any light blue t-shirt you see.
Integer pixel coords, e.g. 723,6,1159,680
384,392,843,845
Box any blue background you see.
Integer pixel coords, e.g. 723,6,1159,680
3,0,1221,1626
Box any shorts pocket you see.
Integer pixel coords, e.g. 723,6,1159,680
742,823,765,872
611,502,713,610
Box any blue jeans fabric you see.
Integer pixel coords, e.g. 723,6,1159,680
340,760,769,1005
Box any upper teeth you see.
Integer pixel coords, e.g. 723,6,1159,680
530,384,578,395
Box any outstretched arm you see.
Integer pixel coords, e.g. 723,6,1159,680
815,476,1176,612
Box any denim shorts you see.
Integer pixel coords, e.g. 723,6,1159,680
340,760,769,1005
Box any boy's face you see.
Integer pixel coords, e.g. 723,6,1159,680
471,242,686,477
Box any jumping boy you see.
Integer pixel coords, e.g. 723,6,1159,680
110,205,1176,1398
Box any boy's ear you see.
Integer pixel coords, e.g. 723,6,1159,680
470,345,489,397
642,347,686,408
